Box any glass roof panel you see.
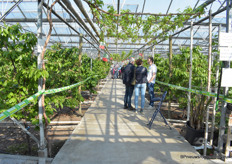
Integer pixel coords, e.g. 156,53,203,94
18,2,37,11
0,0,230,54
5,11,24,19
122,4,138,12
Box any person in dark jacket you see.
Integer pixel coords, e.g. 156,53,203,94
121,63,126,79
134,59,147,114
123,57,135,110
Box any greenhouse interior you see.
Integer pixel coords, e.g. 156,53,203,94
0,0,232,163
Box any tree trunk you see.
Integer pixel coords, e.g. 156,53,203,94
24,122,32,155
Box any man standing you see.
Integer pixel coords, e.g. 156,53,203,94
114,63,119,79
147,57,157,109
123,57,135,110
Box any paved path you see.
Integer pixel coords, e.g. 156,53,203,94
52,79,215,164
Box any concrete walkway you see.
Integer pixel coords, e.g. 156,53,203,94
52,79,215,164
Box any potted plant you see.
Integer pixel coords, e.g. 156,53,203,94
159,46,216,146
185,94,212,146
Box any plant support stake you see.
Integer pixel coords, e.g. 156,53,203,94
79,34,83,115
168,36,172,119
187,21,193,121
204,9,212,156
210,24,220,146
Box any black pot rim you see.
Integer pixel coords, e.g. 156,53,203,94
186,121,205,132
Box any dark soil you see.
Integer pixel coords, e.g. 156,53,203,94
0,84,104,158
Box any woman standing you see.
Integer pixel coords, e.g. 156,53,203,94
134,59,147,114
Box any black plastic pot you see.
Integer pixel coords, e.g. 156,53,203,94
227,103,232,111
185,121,205,146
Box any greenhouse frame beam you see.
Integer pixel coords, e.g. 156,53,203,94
55,45,213,50
58,47,176,52
172,0,200,45
166,0,173,14
141,0,146,14
173,0,225,46
0,0,23,21
134,0,217,53
74,0,100,38
3,17,98,22
175,0,225,45
59,0,99,44
52,41,216,47
193,0,200,9
15,2,26,19
3,18,227,27
59,0,110,55
48,34,215,40
42,2,101,52
172,5,229,37
143,3,230,52
56,1,100,46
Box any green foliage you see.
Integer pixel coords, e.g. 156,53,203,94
0,24,110,127
44,45,82,116
148,46,219,129
0,23,38,121
44,44,110,117
92,58,110,80
110,50,133,62
86,0,205,44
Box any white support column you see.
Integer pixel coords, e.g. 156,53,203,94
204,9,212,156
210,25,221,146
218,0,232,156
37,0,47,162
225,0,232,160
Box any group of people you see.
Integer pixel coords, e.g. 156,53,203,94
111,63,122,79
122,57,157,114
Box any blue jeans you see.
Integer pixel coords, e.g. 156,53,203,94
147,83,155,107
114,70,118,79
134,83,146,110
124,84,134,108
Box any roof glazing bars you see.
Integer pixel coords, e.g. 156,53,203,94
0,0,23,21
143,0,229,52
61,0,110,54
43,1,100,51
134,0,216,53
